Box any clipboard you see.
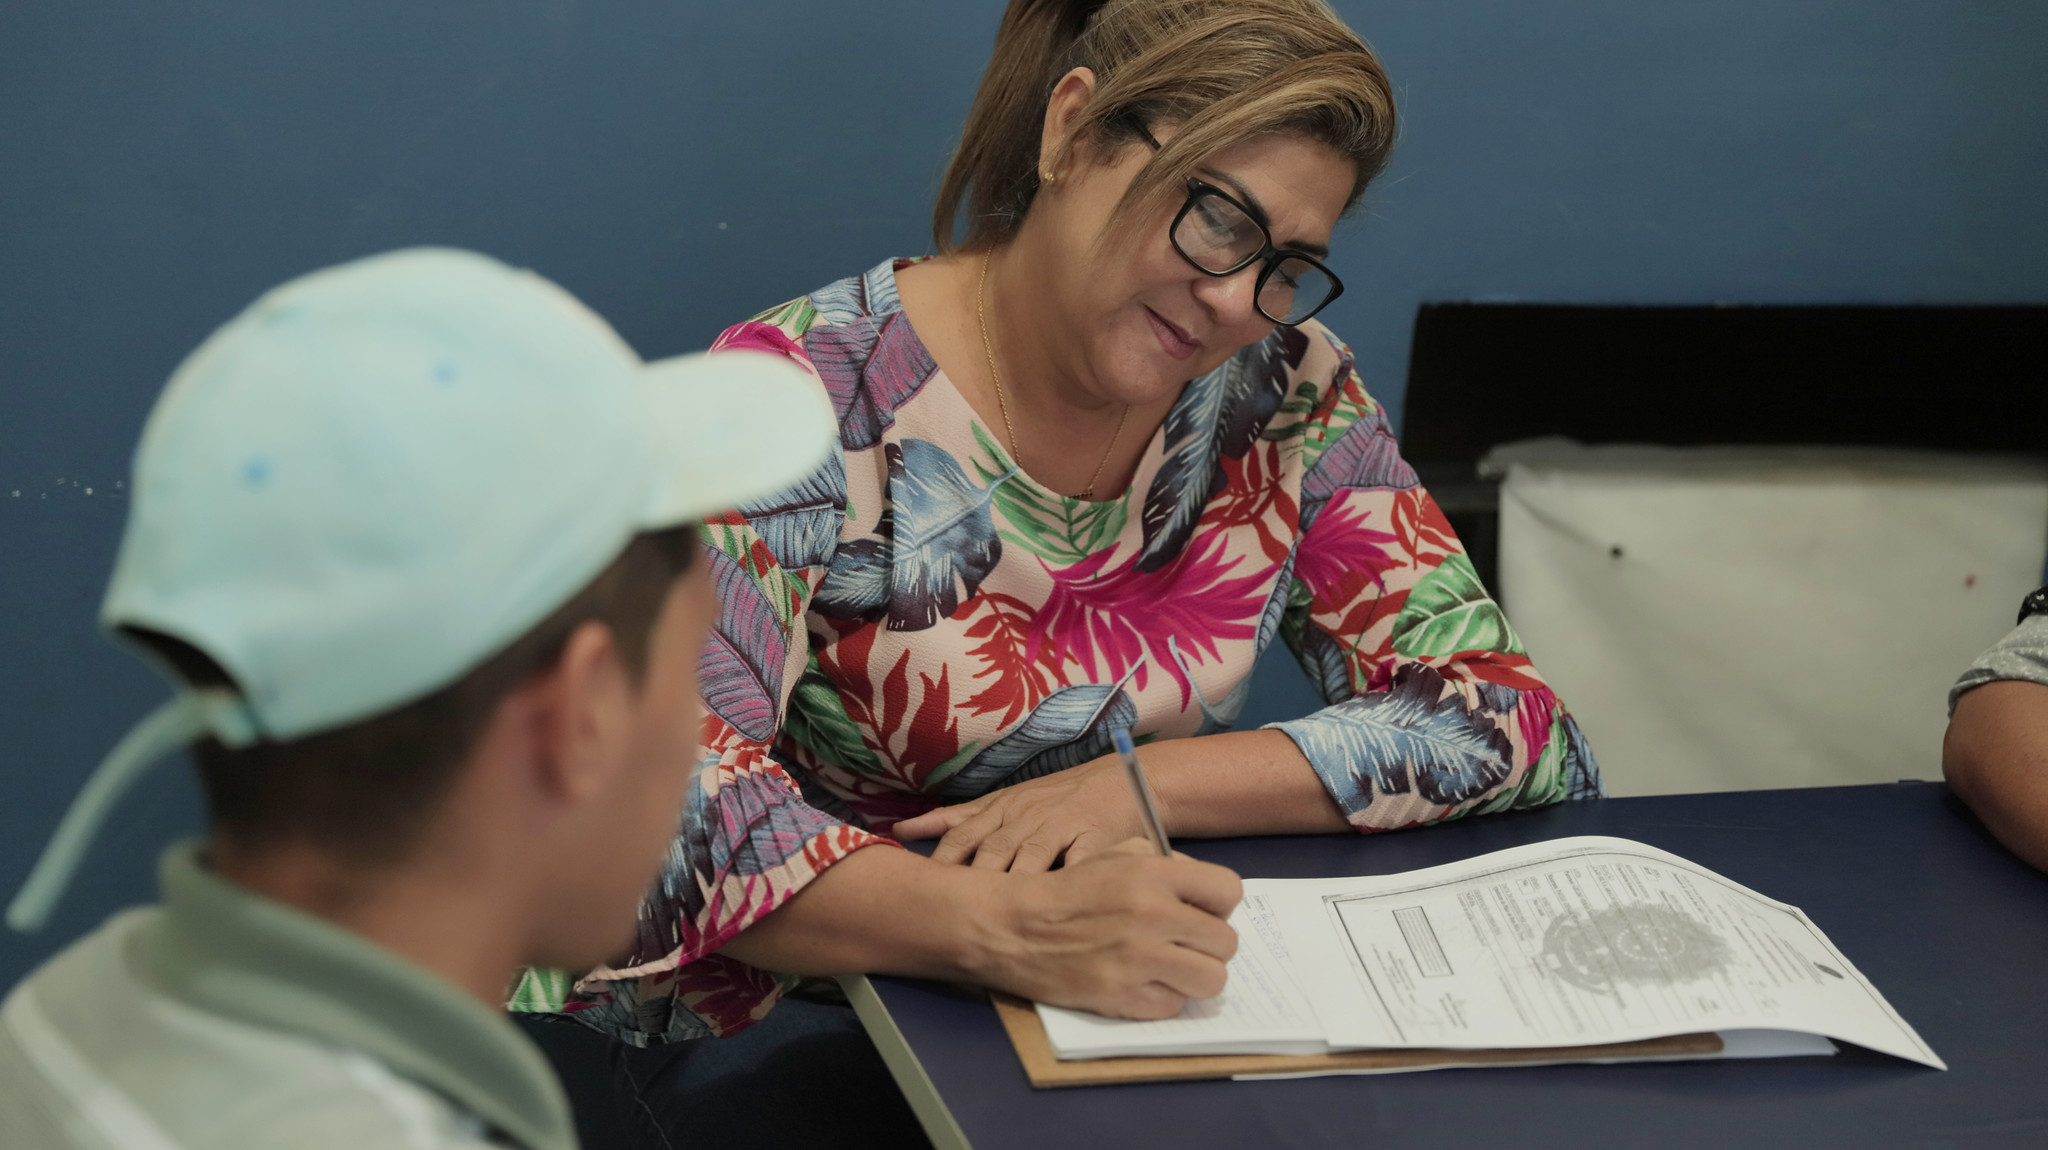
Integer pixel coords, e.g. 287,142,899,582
991,992,1724,1087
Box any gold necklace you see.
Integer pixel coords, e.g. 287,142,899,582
977,251,1129,501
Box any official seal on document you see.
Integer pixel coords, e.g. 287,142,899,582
1540,905,1735,992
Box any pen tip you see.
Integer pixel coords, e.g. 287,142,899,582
1111,728,1136,755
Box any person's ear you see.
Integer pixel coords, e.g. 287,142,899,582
1038,66,1098,187
529,620,635,805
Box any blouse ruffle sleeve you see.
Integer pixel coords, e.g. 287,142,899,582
1267,334,1601,831
519,307,894,1045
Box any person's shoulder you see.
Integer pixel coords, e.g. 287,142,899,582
1225,318,1387,424
1290,316,1352,374
1237,320,1407,491
2,905,158,1023
0,915,494,1150
178,1047,503,1149
1957,609,2048,698
715,257,942,458
715,257,911,354
0,909,154,1144
1977,610,2048,672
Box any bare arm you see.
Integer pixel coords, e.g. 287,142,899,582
1142,729,1349,836
1944,679,2048,873
717,839,1245,1020
894,728,1345,871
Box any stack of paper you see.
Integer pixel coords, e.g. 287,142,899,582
1037,837,1943,1075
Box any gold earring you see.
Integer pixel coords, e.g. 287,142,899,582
1041,170,1055,185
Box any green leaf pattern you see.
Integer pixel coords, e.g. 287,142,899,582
1455,709,1572,821
969,422,1129,565
1391,552,1524,658
781,656,887,776
1266,357,1380,476
750,295,819,336
699,520,802,629
507,966,573,1013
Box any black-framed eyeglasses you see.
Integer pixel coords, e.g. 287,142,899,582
1133,124,1344,326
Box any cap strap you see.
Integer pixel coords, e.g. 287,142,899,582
7,690,261,933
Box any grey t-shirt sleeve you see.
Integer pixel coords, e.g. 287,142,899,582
1950,613,2048,714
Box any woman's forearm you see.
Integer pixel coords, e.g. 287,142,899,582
715,839,1248,1020
1944,680,2048,873
1142,728,1349,837
717,845,996,979
892,728,1350,869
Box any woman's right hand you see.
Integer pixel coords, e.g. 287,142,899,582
978,839,1243,1019
718,838,1243,1021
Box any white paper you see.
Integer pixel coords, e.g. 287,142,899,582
1267,836,1943,1069
1229,1029,1837,1081
1037,891,1328,1059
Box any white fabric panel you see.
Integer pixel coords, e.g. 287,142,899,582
1490,441,2048,797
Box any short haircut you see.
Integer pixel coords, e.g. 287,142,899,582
130,527,699,866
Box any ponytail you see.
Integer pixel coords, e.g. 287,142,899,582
932,1,1106,250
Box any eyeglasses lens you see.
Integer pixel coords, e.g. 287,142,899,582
1261,257,1334,325
1175,195,1264,273
1173,191,1336,325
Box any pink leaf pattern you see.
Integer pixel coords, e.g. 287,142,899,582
710,319,805,360
1293,493,1403,609
1027,532,1272,709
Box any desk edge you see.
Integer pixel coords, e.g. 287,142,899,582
840,975,974,1150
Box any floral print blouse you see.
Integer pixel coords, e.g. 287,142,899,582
513,258,1600,1043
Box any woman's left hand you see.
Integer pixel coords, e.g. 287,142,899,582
892,757,1148,872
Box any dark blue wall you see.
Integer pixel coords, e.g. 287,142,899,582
5,1,2046,990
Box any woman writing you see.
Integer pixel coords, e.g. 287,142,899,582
524,0,1598,1051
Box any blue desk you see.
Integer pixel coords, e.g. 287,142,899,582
848,783,2048,1150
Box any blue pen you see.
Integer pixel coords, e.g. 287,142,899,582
1111,728,1172,856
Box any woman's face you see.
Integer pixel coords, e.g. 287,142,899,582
1031,124,1355,407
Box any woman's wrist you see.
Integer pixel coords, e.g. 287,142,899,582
718,844,1011,982
1142,729,1349,838
921,862,1023,984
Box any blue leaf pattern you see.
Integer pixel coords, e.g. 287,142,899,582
1135,330,1296,572
1561,712,1604,800
935,679,1138,799
808,260,900,325
776,747,868,823
999,718,1130,787
1170,634,1252,737
1217,325,1307,457
1299,625,1356,704
804,263,936,450
644,760,842,960
1137,380,1225,571
1274,664,1514,812
697,546,789,742
735,451,847,570
1300,411,1417,531
1474,681,1521,716
883,438,1013,632
1249,549,1297,659
813,514,892,622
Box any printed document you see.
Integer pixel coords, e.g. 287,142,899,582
1038,891,1327,1058
1038,836,1943,1070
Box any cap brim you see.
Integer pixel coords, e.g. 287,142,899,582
636,350,838,528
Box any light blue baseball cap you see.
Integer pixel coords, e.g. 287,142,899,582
7,247,834,932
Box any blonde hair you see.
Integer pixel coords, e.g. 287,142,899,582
933,0,1397,253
